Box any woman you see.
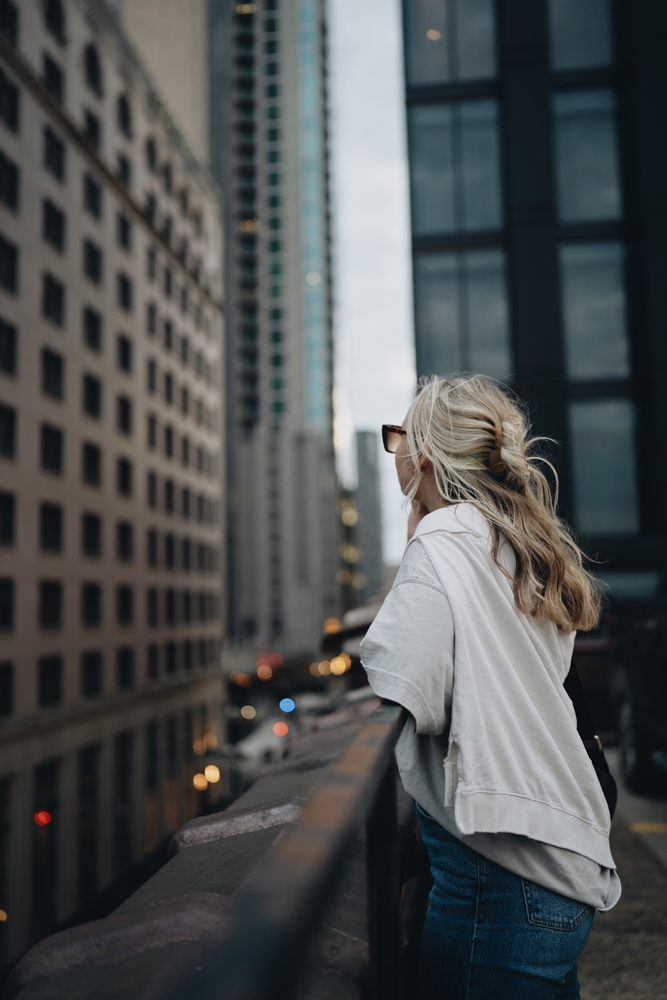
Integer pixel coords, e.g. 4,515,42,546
360,375,620,1000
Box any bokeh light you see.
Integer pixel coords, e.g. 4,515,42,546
0,910,7,922
204,765,221,783
330,653,352,675
257,665,273,680
318,660,331,676
273,721,289,737
230,671,252,687
240,704,256,720
323,618,342,634
193,774,208,791
33,811,52,826
279,697,295,713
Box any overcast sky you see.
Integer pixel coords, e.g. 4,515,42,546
327,0,416,566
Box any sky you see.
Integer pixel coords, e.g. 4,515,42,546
328,0,417,566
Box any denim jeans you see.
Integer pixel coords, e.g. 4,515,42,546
417,806,594,1000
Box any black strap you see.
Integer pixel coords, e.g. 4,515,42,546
564,660,617,818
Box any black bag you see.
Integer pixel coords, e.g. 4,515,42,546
564,661,617,819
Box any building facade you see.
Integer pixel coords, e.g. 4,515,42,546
355,431,383,600
403,0,667,597
209,0,338,662
0,0,224,962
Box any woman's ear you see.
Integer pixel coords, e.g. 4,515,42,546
418,452,431,469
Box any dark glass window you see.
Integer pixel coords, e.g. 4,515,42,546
182,487,190,520
165,533,175,569
413,249,511,379
147,644,159,679
83,307,101,351
41,423,63,473
163,320,173,352
82,374,101,417
117,94,132,137
147,414,156,448
0,491,14,544
164,372,173,404
405,0,495,86
81,582,101,626
548,0,612,71
408,100,502,235
117,273,132,311
196,494,205,522
164,424,173,457
42,274,64,325
77,742,99,901
0,68,19,132
82,442,101,485
183,640,192,671
83,239,102,284
144,193,156,224
42,348,63,398
81,652,102,697
117,213,132,251
181,538,191,570
116,585,133,625
182,590,191,623
40,502,62,551
117,336,132,373
0,317,16,374
146,249,156,282
116,648,134,689
165,588,176,626
83,174,102,218
163,267,172,299
560,242,629,380
181,436,189,466
116,154,131,188
181,338,189,368
116,521,133,560
82,512,101,555
147,359,157,393
0,1,18,46
42,199,65,251
147,528,158,567
569,399,639,534
147,587,158,626
553,89,622,223
83,110,100,150
147,472,157,507
0,149,18,210
43,53,64,103
117,395,132,434
166,642,176,675
0,578,12,629
38,656,61,706
117,457,132,496
0,234,17,293
164,478,174,513
39,580,62,628
44,0,65,43
197,544,206,573
145,137,157,171
0,661,13,716
43,126,64,179
84,44,102,96
146,302,157,336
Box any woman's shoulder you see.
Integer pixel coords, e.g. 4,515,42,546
413,503,491,541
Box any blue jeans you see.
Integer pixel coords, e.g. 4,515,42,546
417,806,594,1000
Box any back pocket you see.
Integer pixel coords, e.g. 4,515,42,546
521,879,593,931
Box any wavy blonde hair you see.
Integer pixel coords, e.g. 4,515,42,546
405,375,600,632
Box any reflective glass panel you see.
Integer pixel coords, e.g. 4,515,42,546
405,0,496,85
409,100,502,234
548,0,613,71
553,89,622,223
414,249,512,380
560,242,630,380
569,399,639,534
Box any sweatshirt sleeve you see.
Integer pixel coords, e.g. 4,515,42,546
360,540,454,736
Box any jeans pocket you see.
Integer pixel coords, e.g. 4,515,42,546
521,879,594,931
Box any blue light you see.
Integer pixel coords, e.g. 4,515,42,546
279,698,296,713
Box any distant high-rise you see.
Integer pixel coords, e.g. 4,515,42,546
209,0,338,657
355,431,383,599
402,0,667,597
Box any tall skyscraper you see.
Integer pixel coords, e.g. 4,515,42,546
0,0,224,962
209,0,338,658
402,0,667,597
355,431,383,599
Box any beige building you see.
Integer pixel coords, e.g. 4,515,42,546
0,0,224,964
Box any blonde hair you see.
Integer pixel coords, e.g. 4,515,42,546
405,375,600,633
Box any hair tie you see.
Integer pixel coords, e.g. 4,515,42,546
489,421,507,475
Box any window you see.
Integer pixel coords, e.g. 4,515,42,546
147,587,159,626
0,317,16,374
147,414,157,449
166,642,176,675
81,651,101,697
145,137,157,171
144,193,156,224
181,387,189,417
146,302,157,335
182,590,191,623
147,528,158,567
0,68,18,132
570,399,639,534
0,234,17,293
405,0,495,86
117,395,132,434
116,585,133,625
117,457,132,496
39,580,62,628
548,0,612,71
42,348,64,399
44,126,64,179
408,100,502,235
82,374,101,417
196,494,205,522
0,149,18,210
82,442,101,485
117,273,132,311
181,436,189,466
181,487,190,520
0,578,13,629
165,588,176,625
196,446,204,473
164,478,174,513
83,174,102,218
43,53,64,103
38,656,61,707
117,213,131,251
0,491,14,544
560,242,629,380
163,320,173,351
117,335,132,372
42,274,64,325
180,337,189,368
116,521,132,561
413,249,512,380
0,1,18,46
552,90,622,223
117,94,132,137
197,543,206,573
116,648,134,689
42,199,65,251
147,359,157,393
84,45,102,96
0,661,12,716
83,110,100,150
83,239,102,283
147,472,157,507
146,249,156,282
147,644,159,679
116,154,131,188
41,423,63,473
83,307,101,351
44,0,65,43
164,372,173,404
163,267,172,298
40,503,62,551
181,538,191,571
82,512,101,555
165,533,175,569
164,424,173,457
81,583,101,626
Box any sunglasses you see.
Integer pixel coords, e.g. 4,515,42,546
382,424,407,454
